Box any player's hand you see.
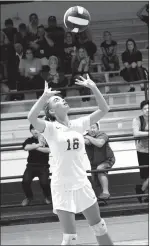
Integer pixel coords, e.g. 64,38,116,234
75,74,96,89
43,81,61,98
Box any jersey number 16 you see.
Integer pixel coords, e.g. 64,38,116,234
67,138,79,150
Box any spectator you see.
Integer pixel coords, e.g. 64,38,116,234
34,25,54,60
45,16,65,67
44,55,68,97
0,30,9,79
18,47,43,97
64,32,77,74
137,4,149,49
71,47,91,101
0,63,10,102
75,28,97,60
14,23,30,51
3,18,17,44
133,100,149,203
28,13,39,39
120,39,148,92
100,31,120,73
84,123,115,200
21,124,51,206
137,4,149,27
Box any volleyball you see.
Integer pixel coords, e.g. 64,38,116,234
64,6,91,33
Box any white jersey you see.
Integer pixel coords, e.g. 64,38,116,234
42,116,91,190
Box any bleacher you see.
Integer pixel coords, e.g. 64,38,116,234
1,16,149,225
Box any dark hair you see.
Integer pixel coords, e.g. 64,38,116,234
140,100,149,109
5,18,13,26
103,31,111,36
29,124,34,131
29,13,38,22
19,23,26,30
126,38,137,52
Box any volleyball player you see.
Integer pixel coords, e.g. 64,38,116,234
28,74,113,245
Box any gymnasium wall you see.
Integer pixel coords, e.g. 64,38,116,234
1,1,148,28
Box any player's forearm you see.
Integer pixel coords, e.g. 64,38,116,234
37,147,50,153
91,85,109,112
28,93,48,122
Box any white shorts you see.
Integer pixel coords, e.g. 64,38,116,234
51,179,97,214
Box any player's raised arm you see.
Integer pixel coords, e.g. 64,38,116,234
28,83,61,133
75,74,110,126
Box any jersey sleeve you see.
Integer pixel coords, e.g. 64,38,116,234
72,116,91,134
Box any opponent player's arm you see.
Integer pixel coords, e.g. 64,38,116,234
132,118,149,137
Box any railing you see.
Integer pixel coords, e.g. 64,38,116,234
1,80,149,210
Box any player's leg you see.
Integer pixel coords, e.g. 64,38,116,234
38,167,51,204
82,202,113,245
56,210,77,245
21,167,35,206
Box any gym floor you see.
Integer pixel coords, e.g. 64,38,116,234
1,214,148,245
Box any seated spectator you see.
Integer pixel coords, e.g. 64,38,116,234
14,23,30,51
133,100,149,203
3,18,17,44
137,4,149,27
120,39,148,92
0,30,10,79
71,47,91,101
34,25,54,60
100,31,120,73
43,55,68,97
64,32,77,74
18,47,43,98
45,16,65,67
84,123,115,200
75,28,97,60
21,124,51,206
0,63,10,102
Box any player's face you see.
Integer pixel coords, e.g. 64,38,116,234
127,41,134,51
142,104,149,117
88,124,99,136
31,128,39,138
49,96,70,117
